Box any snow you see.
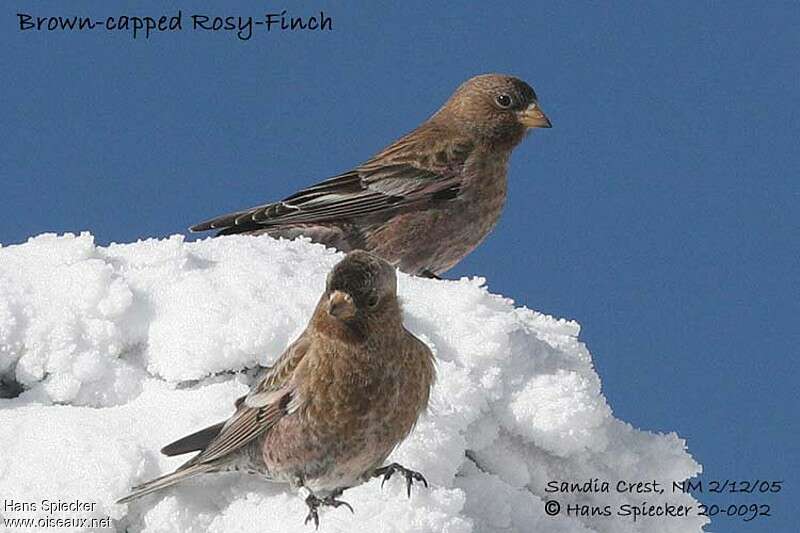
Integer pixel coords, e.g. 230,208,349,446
0,232,707,532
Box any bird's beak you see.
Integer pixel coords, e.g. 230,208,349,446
518,102,552,129
328,290,356,320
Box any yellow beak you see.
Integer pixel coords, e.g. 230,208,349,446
518,102,552,129
328,290,356,320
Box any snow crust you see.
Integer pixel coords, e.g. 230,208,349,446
0,233,707,532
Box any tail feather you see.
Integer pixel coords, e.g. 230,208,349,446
190,206,264,233
161,422,225,457
116,463,212,504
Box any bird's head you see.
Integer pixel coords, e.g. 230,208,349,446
435,73,551,149
324,250,398,323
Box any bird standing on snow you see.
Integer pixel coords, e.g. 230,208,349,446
117,250,436,528
191,74,551,277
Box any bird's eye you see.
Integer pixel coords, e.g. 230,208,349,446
367,293,379,308
495,94,512,109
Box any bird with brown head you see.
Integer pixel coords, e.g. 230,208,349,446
191,74,550,277
117,251,435,528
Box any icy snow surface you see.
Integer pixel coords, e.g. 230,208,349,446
0,233,707,532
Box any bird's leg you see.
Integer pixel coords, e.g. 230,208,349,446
373,462,429,497
303,488,354,529
419,269,442,280
303,493,321,530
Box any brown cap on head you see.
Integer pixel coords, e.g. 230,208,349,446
433,73,551,148
325,250,397,318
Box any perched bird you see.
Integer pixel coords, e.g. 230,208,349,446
191,74,551,277
117,251,436,528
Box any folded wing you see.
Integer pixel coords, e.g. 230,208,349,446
190,133,474,235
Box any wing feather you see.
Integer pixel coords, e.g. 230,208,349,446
190,136,473,234
181,334,311,466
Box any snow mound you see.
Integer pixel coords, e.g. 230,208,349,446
0,233,707,532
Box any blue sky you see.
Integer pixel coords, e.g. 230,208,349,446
2,1,798,530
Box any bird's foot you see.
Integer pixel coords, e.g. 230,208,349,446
303,492,354,529
374,462,429,497
419,269,442,280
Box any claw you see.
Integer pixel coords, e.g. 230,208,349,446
324,496,354,514
304,513,319,529
304,494,320,529
303,491,354,528
373,463,429,497
304,510,319,529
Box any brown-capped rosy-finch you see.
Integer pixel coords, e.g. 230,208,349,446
191,74,551,277
117,250,436,528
